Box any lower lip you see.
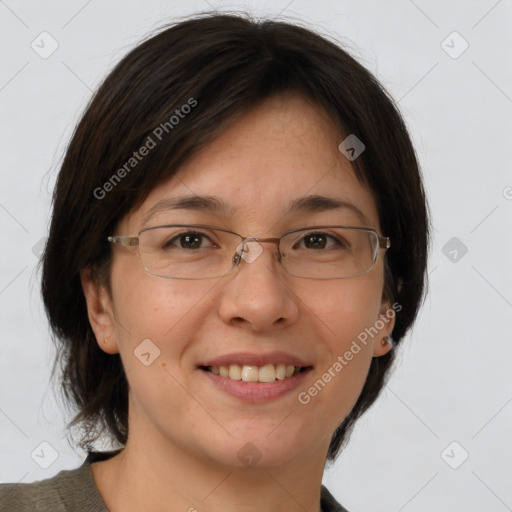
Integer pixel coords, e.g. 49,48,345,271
199,368,312,403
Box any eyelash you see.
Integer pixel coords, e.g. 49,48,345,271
162,230,348,251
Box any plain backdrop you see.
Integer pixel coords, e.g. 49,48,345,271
1,1,511,510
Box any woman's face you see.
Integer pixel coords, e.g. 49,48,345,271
86,93,394,469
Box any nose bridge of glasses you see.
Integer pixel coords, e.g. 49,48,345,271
233,236,282,265
248,236,281,245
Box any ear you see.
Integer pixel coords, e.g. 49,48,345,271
80,267,119,354
372,299,397,357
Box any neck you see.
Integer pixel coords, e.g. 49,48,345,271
92,420,329,512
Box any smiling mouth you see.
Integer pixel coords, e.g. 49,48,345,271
199,363,312,383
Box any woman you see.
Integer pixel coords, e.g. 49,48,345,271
0,12,429,512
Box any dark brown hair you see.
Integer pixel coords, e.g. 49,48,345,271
42,12,429,460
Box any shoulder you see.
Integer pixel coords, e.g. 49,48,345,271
321,485,350,512
0,451,117,512
0,470,68,512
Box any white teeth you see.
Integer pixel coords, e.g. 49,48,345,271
258,364,276,383
208,363,304,382
275,363,286,380
241,365,259,382
228,364,242,380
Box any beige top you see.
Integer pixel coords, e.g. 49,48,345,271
0,450,347,511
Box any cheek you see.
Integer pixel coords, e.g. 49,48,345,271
108,271,212,417
110,258,214,357
300,268,384,346
291,272,384,423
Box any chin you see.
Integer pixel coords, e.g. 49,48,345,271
197,423,313,470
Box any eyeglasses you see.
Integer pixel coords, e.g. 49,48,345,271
108,224,390,280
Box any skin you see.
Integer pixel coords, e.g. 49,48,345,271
82,92,395,512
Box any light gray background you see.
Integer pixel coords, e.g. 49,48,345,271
1,0,511,510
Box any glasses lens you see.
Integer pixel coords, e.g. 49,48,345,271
138,226,240,279
135,225,382,280
280,227,379,279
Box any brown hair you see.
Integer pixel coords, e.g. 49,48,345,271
41,12,429,460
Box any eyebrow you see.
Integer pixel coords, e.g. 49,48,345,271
141,195,235,226
141,194,370,227
287,195,370,224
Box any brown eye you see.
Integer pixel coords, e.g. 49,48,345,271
179,233,203,249
164,232,213,249
297,232,344,250
304,233,328,249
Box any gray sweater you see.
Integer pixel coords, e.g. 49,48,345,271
0,451,348,511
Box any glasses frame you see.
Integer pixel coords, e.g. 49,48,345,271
108,224,391,280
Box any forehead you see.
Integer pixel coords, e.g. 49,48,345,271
127,94,380,233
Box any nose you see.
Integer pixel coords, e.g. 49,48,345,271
218,239,300,333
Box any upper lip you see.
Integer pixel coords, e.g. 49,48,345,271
199,351,312,368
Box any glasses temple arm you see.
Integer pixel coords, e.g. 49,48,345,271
379,236,391,249
108,236,139,247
